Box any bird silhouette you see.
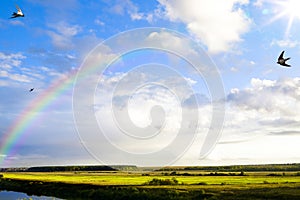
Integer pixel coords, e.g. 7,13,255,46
277,51,291,67
10,5,24,18
29,88,34,92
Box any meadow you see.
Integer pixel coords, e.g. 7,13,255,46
1,168,300,199
2,171,300,186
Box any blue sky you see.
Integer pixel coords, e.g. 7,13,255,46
1,0,300,167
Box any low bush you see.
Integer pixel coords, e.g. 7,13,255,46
145,178,180,185
197,182,208,185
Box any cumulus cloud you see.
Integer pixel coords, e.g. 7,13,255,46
74,62,212,165
157,0,252,53
201,77,300,165
225,77,300,138
228,78,300,112
90,74,300,165
47,21,82,50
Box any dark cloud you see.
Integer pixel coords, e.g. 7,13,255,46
259,118,298,127
269,131,300,136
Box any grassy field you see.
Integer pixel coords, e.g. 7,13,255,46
2,171,300,186
1,170,300,199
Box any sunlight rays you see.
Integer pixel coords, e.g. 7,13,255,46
265,0,300,38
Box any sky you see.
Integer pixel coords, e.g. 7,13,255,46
1,0,300,167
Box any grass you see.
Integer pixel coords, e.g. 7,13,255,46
1,171,300,199
2,171,300,186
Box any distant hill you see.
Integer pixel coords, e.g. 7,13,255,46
157,163,300,172
26,165,117,172
0,165,138,172
1,163,300,172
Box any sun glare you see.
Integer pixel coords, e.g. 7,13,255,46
284,0,300,19
268,0,300,37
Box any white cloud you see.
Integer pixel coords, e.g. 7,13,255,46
38,66,68,79
271,39,300,48
0,51,73,86
9,74,31,83
0,70,30,83
145,31,198,57
224,77,300,137
47,21,82,49
253,0,264,7
94,18,105,26
250,78,276,89
130,12,144,20
109,0,154,22
91,73,300,165
157,0,252,53
184,77,197,86
192,77,300,165
74,64,212,165
0,52,33,84
230,67,238,72
227,77,300,125
0,52,26,70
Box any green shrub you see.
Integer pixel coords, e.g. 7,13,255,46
197,182,208,185
145,178,180,185
170,171,177,176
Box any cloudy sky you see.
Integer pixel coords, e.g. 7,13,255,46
1,0,300,167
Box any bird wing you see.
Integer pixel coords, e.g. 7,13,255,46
16,4,21,11
10,14,18,18
278,51,285,60
15,4,23,15
282,63,291,67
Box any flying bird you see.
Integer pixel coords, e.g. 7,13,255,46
10,5,24,18
29,88,34,92
277,51,291,67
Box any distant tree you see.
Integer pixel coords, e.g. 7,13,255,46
170,171,177,176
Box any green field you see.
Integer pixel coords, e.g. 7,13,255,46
1,170,300,199
2,171,300,186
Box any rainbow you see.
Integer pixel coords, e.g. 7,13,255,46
0,69,78,166
0,48,121,166
0,48,153,166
